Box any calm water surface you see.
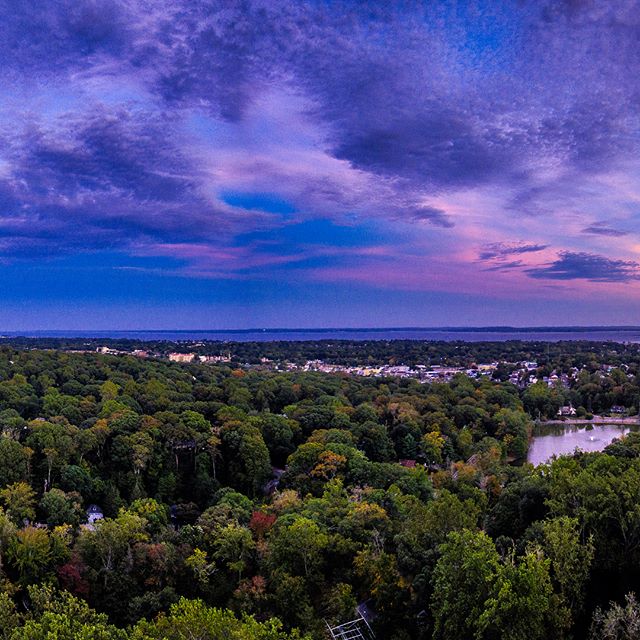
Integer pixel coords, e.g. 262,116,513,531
4,328,640,342
527,424,639,466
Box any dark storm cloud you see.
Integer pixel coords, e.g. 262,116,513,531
526,251,640,282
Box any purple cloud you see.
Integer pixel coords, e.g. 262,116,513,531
526,252,640,283
482,260,525,272
582,223,629,237
410,206,454,228
479,242,549,261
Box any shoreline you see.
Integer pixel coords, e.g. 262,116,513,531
536,416,640,427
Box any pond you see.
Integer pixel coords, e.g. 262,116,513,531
527,423,639,466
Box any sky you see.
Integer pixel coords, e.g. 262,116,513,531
1,0,640,329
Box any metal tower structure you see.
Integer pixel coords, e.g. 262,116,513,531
325,612,375,640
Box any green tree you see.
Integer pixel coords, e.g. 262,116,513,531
128,498,168,535
0,437,30,488
493,408,531,459
0,507,16,577
269,516,329,580
478,550,554,640
523,382,561,420
542,516,594,618
8,526,51,585
12,585,126,640
100,380,120,402
421,430,445,465
40,488,84,527
220,420,271,496
431,530,500,640
131,597,307,639
258,414,297,466
186,548,216,588
0,481,36,525
355,421,395,462
0,591,19,639
77,510,148,587
26,420,78,490
212,523,255,582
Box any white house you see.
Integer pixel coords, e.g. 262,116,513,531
86,504,104,525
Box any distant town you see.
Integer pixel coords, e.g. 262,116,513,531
87,344,637,415
95,343,528,381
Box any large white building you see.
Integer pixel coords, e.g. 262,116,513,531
168,352,196,363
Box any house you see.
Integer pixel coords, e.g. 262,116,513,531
168,352,196,363
262,467,285,495
97,346,118,355
557,405,577,417
86,504,104,525
199,353,232,363
399,459,417,468
611,405,626,414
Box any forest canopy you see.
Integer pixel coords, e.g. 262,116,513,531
0,345,636,639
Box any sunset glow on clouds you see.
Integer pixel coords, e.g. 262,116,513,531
1,0,640,328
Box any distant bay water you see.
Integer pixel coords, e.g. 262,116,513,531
4,327,640,342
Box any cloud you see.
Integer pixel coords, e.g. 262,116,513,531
482,260,524,272
479,242,548,261
0,0,640,296
0,99,303,265
582,222,628,237
526,251,640,282
410,206,454,228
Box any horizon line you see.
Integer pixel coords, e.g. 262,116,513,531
2,325,640,334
